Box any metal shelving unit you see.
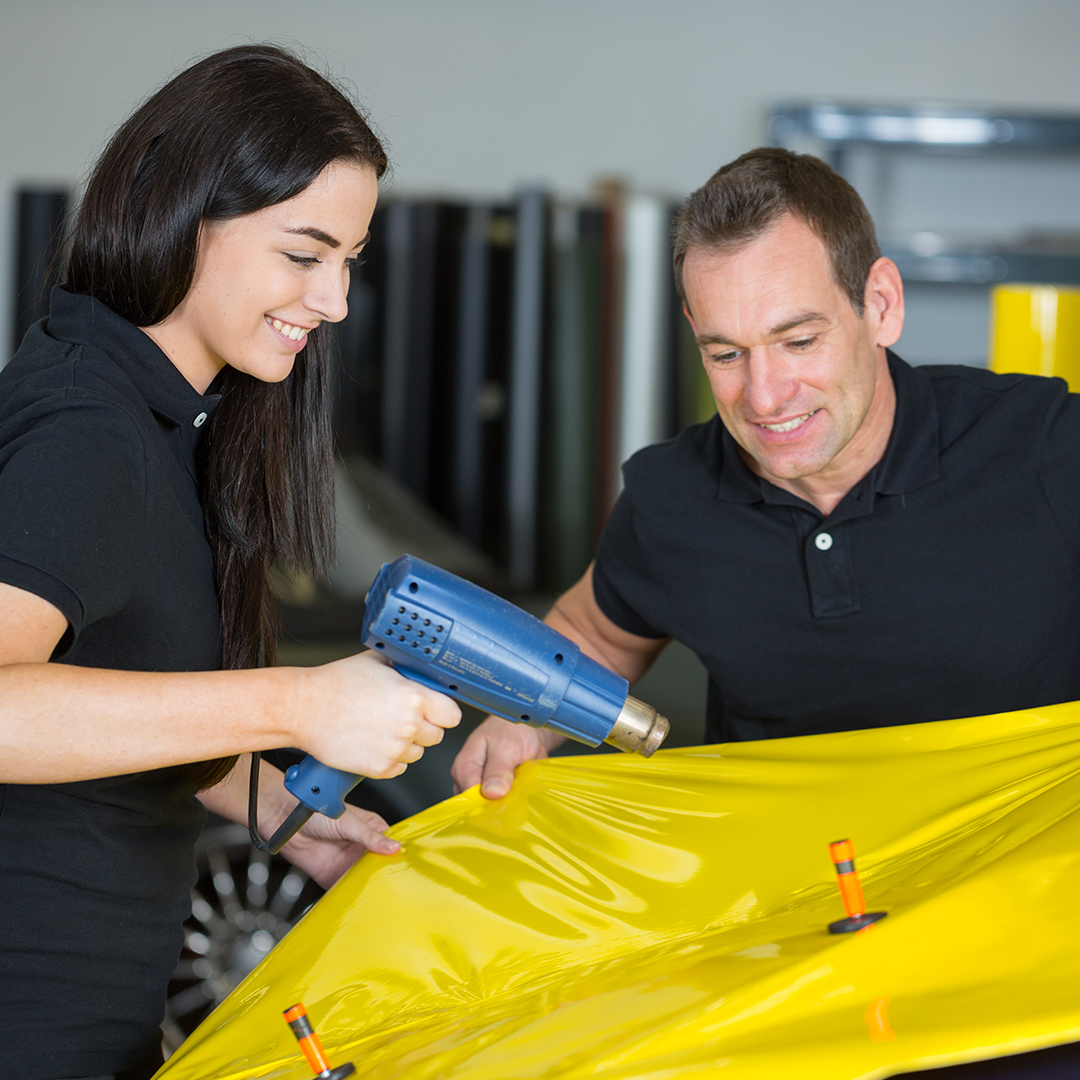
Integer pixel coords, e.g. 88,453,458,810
767,103,1080,366
769,102,1080,287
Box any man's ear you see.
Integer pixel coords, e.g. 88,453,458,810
683,301,698,335
863,257,904,349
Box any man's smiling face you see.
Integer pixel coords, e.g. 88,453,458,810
683,213,899,497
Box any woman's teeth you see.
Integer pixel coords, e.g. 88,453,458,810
270,318,308,341
759,410,817,433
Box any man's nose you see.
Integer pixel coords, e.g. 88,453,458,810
743,351,797,417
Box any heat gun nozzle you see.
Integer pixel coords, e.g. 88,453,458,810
603,695,670,757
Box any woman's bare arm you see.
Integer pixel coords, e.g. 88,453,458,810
0,581,461,785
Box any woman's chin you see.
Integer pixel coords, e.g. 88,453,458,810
229,356,298,383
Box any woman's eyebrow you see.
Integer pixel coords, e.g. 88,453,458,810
283,226,340,248
282,226,371,249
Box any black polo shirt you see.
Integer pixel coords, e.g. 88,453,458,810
0,288,223,1079
594,352,1080,744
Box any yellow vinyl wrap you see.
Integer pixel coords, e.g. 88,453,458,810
157,701,1080,1080
989,283,1080,388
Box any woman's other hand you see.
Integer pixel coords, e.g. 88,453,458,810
278,804,400,888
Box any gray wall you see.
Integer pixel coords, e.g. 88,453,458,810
4,0,1080,358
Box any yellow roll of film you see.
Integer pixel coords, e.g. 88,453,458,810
990,284,1080,389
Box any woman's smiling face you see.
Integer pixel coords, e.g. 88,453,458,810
145,160,379,392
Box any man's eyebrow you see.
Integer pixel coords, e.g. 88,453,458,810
769,311,829,336
695,311,830,348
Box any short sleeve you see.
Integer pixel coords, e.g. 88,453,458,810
592,490,667,639
0,397,146,650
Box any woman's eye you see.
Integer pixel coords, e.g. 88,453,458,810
345,257,365,273
284,253,320,267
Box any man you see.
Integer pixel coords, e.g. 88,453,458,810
451,147,1080,799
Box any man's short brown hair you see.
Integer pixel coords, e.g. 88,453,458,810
673,147,880,314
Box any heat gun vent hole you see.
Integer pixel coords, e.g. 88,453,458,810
554,653,564,664
521,714,531,721
448,684,458,691
375,642,385,649
408,582,418,593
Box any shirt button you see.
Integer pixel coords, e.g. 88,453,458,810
193,412,208,428
815,532,833,551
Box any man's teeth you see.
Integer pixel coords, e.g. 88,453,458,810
759,411,816,433
270,318,308,341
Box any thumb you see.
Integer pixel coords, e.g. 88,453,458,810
480,732,539,799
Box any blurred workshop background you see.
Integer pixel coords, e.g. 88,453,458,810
6,0,1080,789
6,0,1080,1035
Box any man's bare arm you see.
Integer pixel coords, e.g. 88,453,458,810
449,563,668,798
545,564,668,683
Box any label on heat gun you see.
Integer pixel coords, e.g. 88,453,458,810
437,625,546,706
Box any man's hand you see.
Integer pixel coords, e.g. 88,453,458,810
450,564,667,800
450,716,565,799
278,804,400,889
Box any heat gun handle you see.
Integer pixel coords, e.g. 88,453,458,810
283,755,364,819
254,757,363,857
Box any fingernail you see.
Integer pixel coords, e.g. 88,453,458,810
482,780,508,798
382,838,401,853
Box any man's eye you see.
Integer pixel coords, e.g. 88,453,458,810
710,350,740,364
789,336,817,349
284,253,320,267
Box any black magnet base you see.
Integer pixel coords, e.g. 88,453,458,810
828,911,887,934
317,1065,356,1080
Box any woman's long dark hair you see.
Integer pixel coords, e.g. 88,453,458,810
64,44,389,789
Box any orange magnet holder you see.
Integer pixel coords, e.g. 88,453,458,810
827,838,887,934
283,1002,356,1080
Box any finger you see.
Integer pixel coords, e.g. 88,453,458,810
450,733,489,794
342,814,401,855
480,737,525,800
354,807,390,833
420,687,462,729
413,720,446,749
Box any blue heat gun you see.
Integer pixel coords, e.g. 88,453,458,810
253,554,669,854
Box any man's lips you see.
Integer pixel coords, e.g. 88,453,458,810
752,409,820,434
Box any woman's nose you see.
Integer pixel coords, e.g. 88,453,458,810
308,266,350,323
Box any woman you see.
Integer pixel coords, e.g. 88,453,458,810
0,45,459,1080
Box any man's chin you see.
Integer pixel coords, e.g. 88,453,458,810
750,444,837,483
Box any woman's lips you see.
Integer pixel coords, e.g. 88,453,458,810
265,316,311,350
